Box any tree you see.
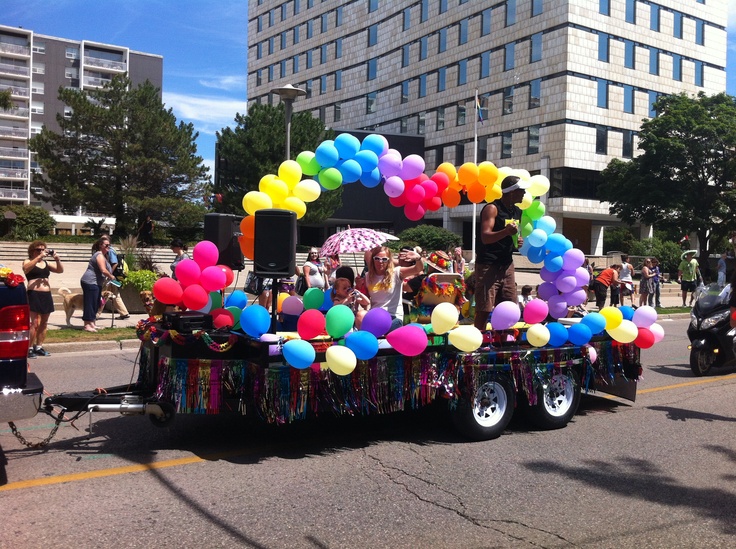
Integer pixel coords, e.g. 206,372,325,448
0,205,56,239
0,89,12,110
599,92,736,260
29,75,208,235
395,224,462,252
215,103,341,224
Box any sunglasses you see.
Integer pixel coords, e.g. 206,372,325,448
373,257,389,263
35,248,45,252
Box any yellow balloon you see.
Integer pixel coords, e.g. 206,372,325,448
515,169,531,181
599,306,623,330
448,325,483,353
278,160,303,188
485,184,502,202
497,166,514,182
527,174,551,198
457,162,479,188
282,196,307,219
526,324,551,347
517,192,533,209
276,292,289,313
292,179,322,202
262,177,289,204
437,162,457,181
242,191,273,215
326,345,357,376
431,302,459,335
607,319,638,343
478,161,499,187
258,174,277,191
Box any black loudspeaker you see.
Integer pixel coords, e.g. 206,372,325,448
203,213,245,271
254,209,296,278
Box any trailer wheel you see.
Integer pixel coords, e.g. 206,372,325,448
451,377,515,441
523,371,581,430
148,402,175,428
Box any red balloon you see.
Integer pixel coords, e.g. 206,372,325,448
634,327,655,349
217,264,235,287
182,284,209,310
389,194,408,207
404,202,426,221
211,307,235,329
153,277,183,305
297,308,327,340
431,172,450,194
424,196,443,211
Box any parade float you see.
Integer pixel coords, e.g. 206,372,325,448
42,133,662,441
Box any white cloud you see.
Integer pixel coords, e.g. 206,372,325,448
199,75,248,91
163,91,247,127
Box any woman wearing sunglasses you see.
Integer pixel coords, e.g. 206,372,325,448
302,248,327,291
22,240,63,357
365,246,424,332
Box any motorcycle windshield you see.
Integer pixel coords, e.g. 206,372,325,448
695,283,731,309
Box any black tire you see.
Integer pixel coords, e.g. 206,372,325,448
690,348,716,376
451,376,515,441
523,370,581,430
148,402,175,428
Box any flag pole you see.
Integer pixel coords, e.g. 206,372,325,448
472,89,479,265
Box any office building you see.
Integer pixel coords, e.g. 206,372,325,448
0,23,162,221
247,0,727,253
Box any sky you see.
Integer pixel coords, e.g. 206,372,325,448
5,0,736,182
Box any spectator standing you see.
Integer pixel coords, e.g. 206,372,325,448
678,250,702,306
169,238,190,281
649,258,662,308
717,252,727,289
619,254,636,306
303,248,328,291
22,240,63,358
100,235,130,320
639,258,656,307
80,238,115,332
593,264,622,309
137,215,155,247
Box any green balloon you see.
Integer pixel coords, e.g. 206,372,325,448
297,151,321,176
210,291,223,310
318,167,343,190
521,222,534,238
526,200,546,221
303,287,324,310
226,305,242,327
325,304,355,338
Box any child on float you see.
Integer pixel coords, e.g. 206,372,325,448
518,284,533,312
331,276,369,329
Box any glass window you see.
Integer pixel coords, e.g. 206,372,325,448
625,0,636,24
478,136,487,162
321,13,329,33
439,0,448,14
400,116,408,134
597,79,608,108
321,44,328,64
421,0,429,22
529,78,541,108
504,42,515,71
531,0,543,17
367,58,377,80
457,104,466,126
268,65,274,82
501,132,513,158
335,70,342,90
420,37,428,60
401,80,410,103
530,32,542,62
528,125,540,155
257,42,263,59
294,26,300,44
436,146,444,165
506,0,516,26
293,55,299,73
256,69,262,86
306,49,313,68
622,130,633,158
624,40,635,69
369,0,378,13
455,143,464,164
598,33,609,62
366,92,376,114
599,0,610,16
648,91,659,117
336,38,342,58
403,7,411,31
281,4,288,20
307,20,313,38
281,31,288,50
280,59,288,78
481,8,491,36
480,50,491,78
673,13,683,39
336,6,343,26
294,0,300,15
694,61,704,86
437,67,446,91
458,59,467,85
334,103,341,122
368,24,378,46
268,37,274,54
257,15,263,32
438,28,447,53
695,20,704,46
418,112,426,135
503,86,514,114
595,126,607,155
320,75,327,94
269,9,275,26
402,44,411,67
419,73,427,97
649,48,658,75
459,19,468,45
650,4,659,32
623,85,634,114
436,106,445,131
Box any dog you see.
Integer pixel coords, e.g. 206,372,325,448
57,287,113,326
139,290,168,317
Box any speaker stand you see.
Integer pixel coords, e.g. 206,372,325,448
270,290,278,334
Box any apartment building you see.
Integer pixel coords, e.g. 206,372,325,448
246,0,727,254
0,23,162,216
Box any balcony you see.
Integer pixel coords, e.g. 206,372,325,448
0,126,28,139
0,84,29,98
84,56,126,72
0,62,29,77
0,168,28,179
0,42,31,57
83,76,112,88
0,106,29,118
0,187,29,200
0,146,28,158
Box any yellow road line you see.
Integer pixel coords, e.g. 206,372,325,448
637,373,736,394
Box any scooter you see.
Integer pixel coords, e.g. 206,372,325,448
687,283,736,376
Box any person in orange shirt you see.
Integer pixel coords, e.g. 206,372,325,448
592,264,622,309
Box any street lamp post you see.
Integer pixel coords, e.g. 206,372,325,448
270,84,307,160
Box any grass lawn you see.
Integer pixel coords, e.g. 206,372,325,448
45,327,138,343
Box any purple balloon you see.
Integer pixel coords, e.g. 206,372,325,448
383,175,405,197
491,301,521,330
563,288,588,306
399,154,426,180
537,281,559,301
555,275,577,294
548,294,569,319
539,266,559,283
378,152,403,178
562,248,585,270
361,308,393,338
574,266,591,287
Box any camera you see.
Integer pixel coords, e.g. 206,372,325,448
46,249,54,256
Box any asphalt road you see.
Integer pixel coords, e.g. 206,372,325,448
2,318,736,548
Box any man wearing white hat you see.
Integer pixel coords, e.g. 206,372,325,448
677,250,702,307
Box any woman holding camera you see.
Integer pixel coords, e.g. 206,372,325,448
22,240,64,358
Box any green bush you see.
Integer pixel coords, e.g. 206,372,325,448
0,205,56,238
122,269,158,293
395,224,461,253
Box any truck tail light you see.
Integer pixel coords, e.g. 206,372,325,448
0,305,31,360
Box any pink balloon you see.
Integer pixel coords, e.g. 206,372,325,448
200,265,227,292
404,202,426,221
153,277,183,305
649,323,665,343
193,240,220,269
383,175,405,198
175,259,201,288
420,179,439,198
491,301,521,330
584,344,598,363
399,154,425,180
430,172,450,194
386,325,428,356
406,184,426,204
523,299,549,324
182,284,209,310
211,308,235,329
282,295,304,316
378,152,403,177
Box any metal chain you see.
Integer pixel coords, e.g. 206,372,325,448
7,410,65,448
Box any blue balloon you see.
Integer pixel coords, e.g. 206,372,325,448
334,133,361,159
543,253,564,272
546,233,568,255
581,312,606,335
337,158,362,183
360,168,382,188
315,140,339,168
283,339,316,369
225,290,248,309
320,288,333,311
354,150,379,172
240,304,271,338
527,245,546,264
567,323,592,345
360,133,387,157
345,331,379,360
535,216,556,235
619,305,635,321
547,322,568,347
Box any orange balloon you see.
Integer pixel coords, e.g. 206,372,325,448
436,162,457,181
240,215,255,239
442,187,461,208
467,181,486,203
238,235,254,259
457,162,479,188
449,175,463,191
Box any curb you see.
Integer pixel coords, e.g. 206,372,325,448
41,339,143,355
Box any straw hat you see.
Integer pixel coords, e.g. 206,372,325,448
426,250,452,273
680,249,698,260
